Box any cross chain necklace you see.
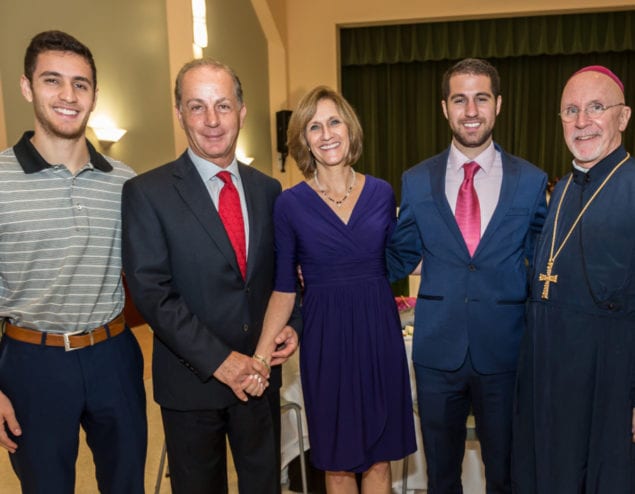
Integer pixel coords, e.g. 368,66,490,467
539,153,630,299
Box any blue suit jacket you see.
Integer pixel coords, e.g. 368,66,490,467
387,145,547,374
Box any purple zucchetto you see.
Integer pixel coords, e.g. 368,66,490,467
572,65,625,94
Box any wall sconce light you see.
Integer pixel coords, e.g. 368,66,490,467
88,115,127,146
91,127,127,144
236,148,254,165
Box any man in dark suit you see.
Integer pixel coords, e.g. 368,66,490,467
386,58,547,493
122,58,300,494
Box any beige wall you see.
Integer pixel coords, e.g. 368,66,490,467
285,0,635,97
165,0,194,156
164,0,282,176
199,0,272,174
264,0,288,46
278,0,635,185
1,0,633,179
0,0,276,175
0,0,175,173
0,77,6,150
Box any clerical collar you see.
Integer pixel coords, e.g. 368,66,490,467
571,146,629,185
572,163,589,173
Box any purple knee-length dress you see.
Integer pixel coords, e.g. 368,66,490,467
273,175,416,472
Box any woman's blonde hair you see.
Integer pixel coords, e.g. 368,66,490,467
287,86,363,178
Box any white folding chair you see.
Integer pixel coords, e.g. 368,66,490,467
281,400,308,494
154,440,168,494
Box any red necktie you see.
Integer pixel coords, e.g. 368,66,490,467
217,171,247,279
455,161,481,257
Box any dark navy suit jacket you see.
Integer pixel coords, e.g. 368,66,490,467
122,152,300,410
387,144,547,374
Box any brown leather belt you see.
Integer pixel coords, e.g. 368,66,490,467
3,313,126,351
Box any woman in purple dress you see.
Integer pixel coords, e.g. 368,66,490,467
251,86,415,493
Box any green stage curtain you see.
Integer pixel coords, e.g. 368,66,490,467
340,11,635,194
341,12,634,64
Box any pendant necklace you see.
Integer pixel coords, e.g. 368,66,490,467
539,153,630,300
314,168,356,208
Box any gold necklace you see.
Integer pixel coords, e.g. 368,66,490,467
314,168,356,208
539,153,630,299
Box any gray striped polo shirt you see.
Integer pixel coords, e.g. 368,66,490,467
0,131,136,333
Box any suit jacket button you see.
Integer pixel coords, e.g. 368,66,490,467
468,264,476,271
243,324,249,332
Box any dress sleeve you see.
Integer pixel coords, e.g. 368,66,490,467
273,193,298,293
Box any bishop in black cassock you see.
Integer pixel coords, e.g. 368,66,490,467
513,66,635,493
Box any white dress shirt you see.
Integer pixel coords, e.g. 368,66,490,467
188,148,250,253
445,142,503,236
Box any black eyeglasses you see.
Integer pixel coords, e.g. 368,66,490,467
559,102,625,122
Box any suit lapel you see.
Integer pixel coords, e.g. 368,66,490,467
429,152,470,256
172,154,242,276
239,164,264,282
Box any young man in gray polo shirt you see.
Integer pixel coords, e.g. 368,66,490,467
0,30,146,493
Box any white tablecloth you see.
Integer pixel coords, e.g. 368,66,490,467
279,336,486,493
280,351,310,469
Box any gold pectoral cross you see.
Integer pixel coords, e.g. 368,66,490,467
539,259,558,300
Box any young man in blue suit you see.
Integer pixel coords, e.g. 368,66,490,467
386,58,547,493
122,59,300,494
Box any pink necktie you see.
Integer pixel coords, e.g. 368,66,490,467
455,161,481,257
217,171,247,279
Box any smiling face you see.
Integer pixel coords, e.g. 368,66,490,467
561,71,631,168
176,65,246,168
305,98,351,168
20,50,97,140
441,73,501,158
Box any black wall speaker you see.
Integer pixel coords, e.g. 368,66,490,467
276,110,292,154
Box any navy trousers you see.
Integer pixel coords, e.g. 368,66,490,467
0,327,147,494
414,353,515,494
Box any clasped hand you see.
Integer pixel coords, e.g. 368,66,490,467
213,325,299,400
242,356,270,398
213,351,270,402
